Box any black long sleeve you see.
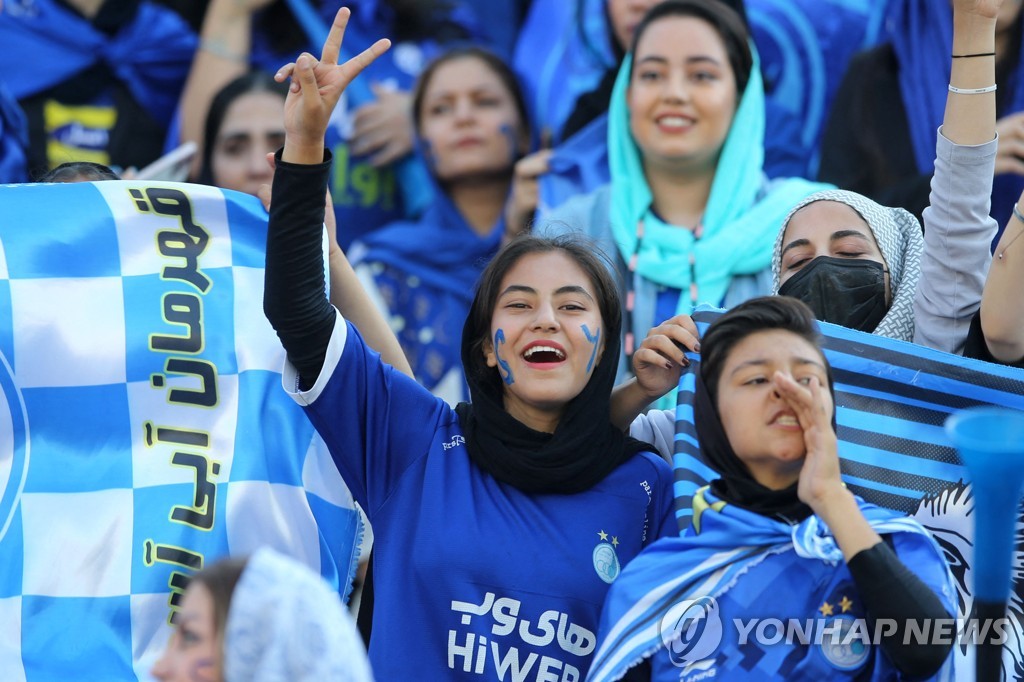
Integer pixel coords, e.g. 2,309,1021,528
847,540,953,678
263,148,336,391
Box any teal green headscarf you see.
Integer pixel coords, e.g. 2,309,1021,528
608,45,830,314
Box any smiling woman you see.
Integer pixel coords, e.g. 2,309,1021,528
261,9,674,679
540,0,829,390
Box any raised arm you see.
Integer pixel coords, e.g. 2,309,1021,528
258,161,414,379
913,0,1000,353
178,0,272,178
263,8,390,389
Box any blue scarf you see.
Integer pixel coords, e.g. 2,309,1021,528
889,0,1024,225
0,0,196,127
607,47,829,317
587,488,956,681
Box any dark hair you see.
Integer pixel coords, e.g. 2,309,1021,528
463,234,621,393
39,161,119,183
199,70,289,186
699,296,831,407
411,46,531,138
629,0,753,96
188,556,248,642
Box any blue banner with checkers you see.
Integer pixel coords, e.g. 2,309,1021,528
673,305,1024,678
0,181,361,680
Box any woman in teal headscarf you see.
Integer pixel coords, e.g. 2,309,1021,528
539,0,828,387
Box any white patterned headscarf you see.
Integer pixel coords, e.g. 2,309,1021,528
771,189,923,342
224,548,374,682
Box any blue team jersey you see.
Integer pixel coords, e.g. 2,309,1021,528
286,313,676,679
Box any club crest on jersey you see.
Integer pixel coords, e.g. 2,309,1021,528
593,529,621,583
817,595,871,671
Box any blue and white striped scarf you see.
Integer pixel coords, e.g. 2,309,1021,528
588,487,956,681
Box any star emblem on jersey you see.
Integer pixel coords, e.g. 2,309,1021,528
593,529,620,583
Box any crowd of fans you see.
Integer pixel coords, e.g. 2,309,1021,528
2,0,1023,679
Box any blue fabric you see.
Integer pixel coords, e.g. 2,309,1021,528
350,189,502,395
512,0,612,146
0,181,362,679
889,0,1024,227
665,304,1024,674
588,488,956,681
304,320,677,679
747,0,885,178
0,81,27,183
0,0,196,127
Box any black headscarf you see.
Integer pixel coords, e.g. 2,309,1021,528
454,305,650,494
693,370,820,523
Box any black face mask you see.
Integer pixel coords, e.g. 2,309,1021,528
778,256,889,332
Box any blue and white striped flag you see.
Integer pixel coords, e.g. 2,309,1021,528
0,181,362,680
674,305,1024,677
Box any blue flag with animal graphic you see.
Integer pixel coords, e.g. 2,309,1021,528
670,305,1024,679
0,181,361,680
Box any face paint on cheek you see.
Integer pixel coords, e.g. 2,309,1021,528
494,329,514,385
499,123,519,165
582,324,601,374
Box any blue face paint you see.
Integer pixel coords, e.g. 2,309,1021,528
499,122,519,166
494,328,514,385
582,324,601,374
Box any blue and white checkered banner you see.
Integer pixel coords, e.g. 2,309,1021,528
0,181,361,680
674,305,1024,677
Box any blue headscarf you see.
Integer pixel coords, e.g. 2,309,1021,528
889,0,1024,225
607,46,829,317
0,0,196,127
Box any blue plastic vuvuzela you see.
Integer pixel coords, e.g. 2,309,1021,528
945,406,1024,682
945,407,1024,604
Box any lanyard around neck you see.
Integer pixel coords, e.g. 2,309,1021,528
623,216,704,363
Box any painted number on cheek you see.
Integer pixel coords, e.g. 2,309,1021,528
494,329,514,385
582,325,601,374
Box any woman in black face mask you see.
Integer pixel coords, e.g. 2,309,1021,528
773,190,918,339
